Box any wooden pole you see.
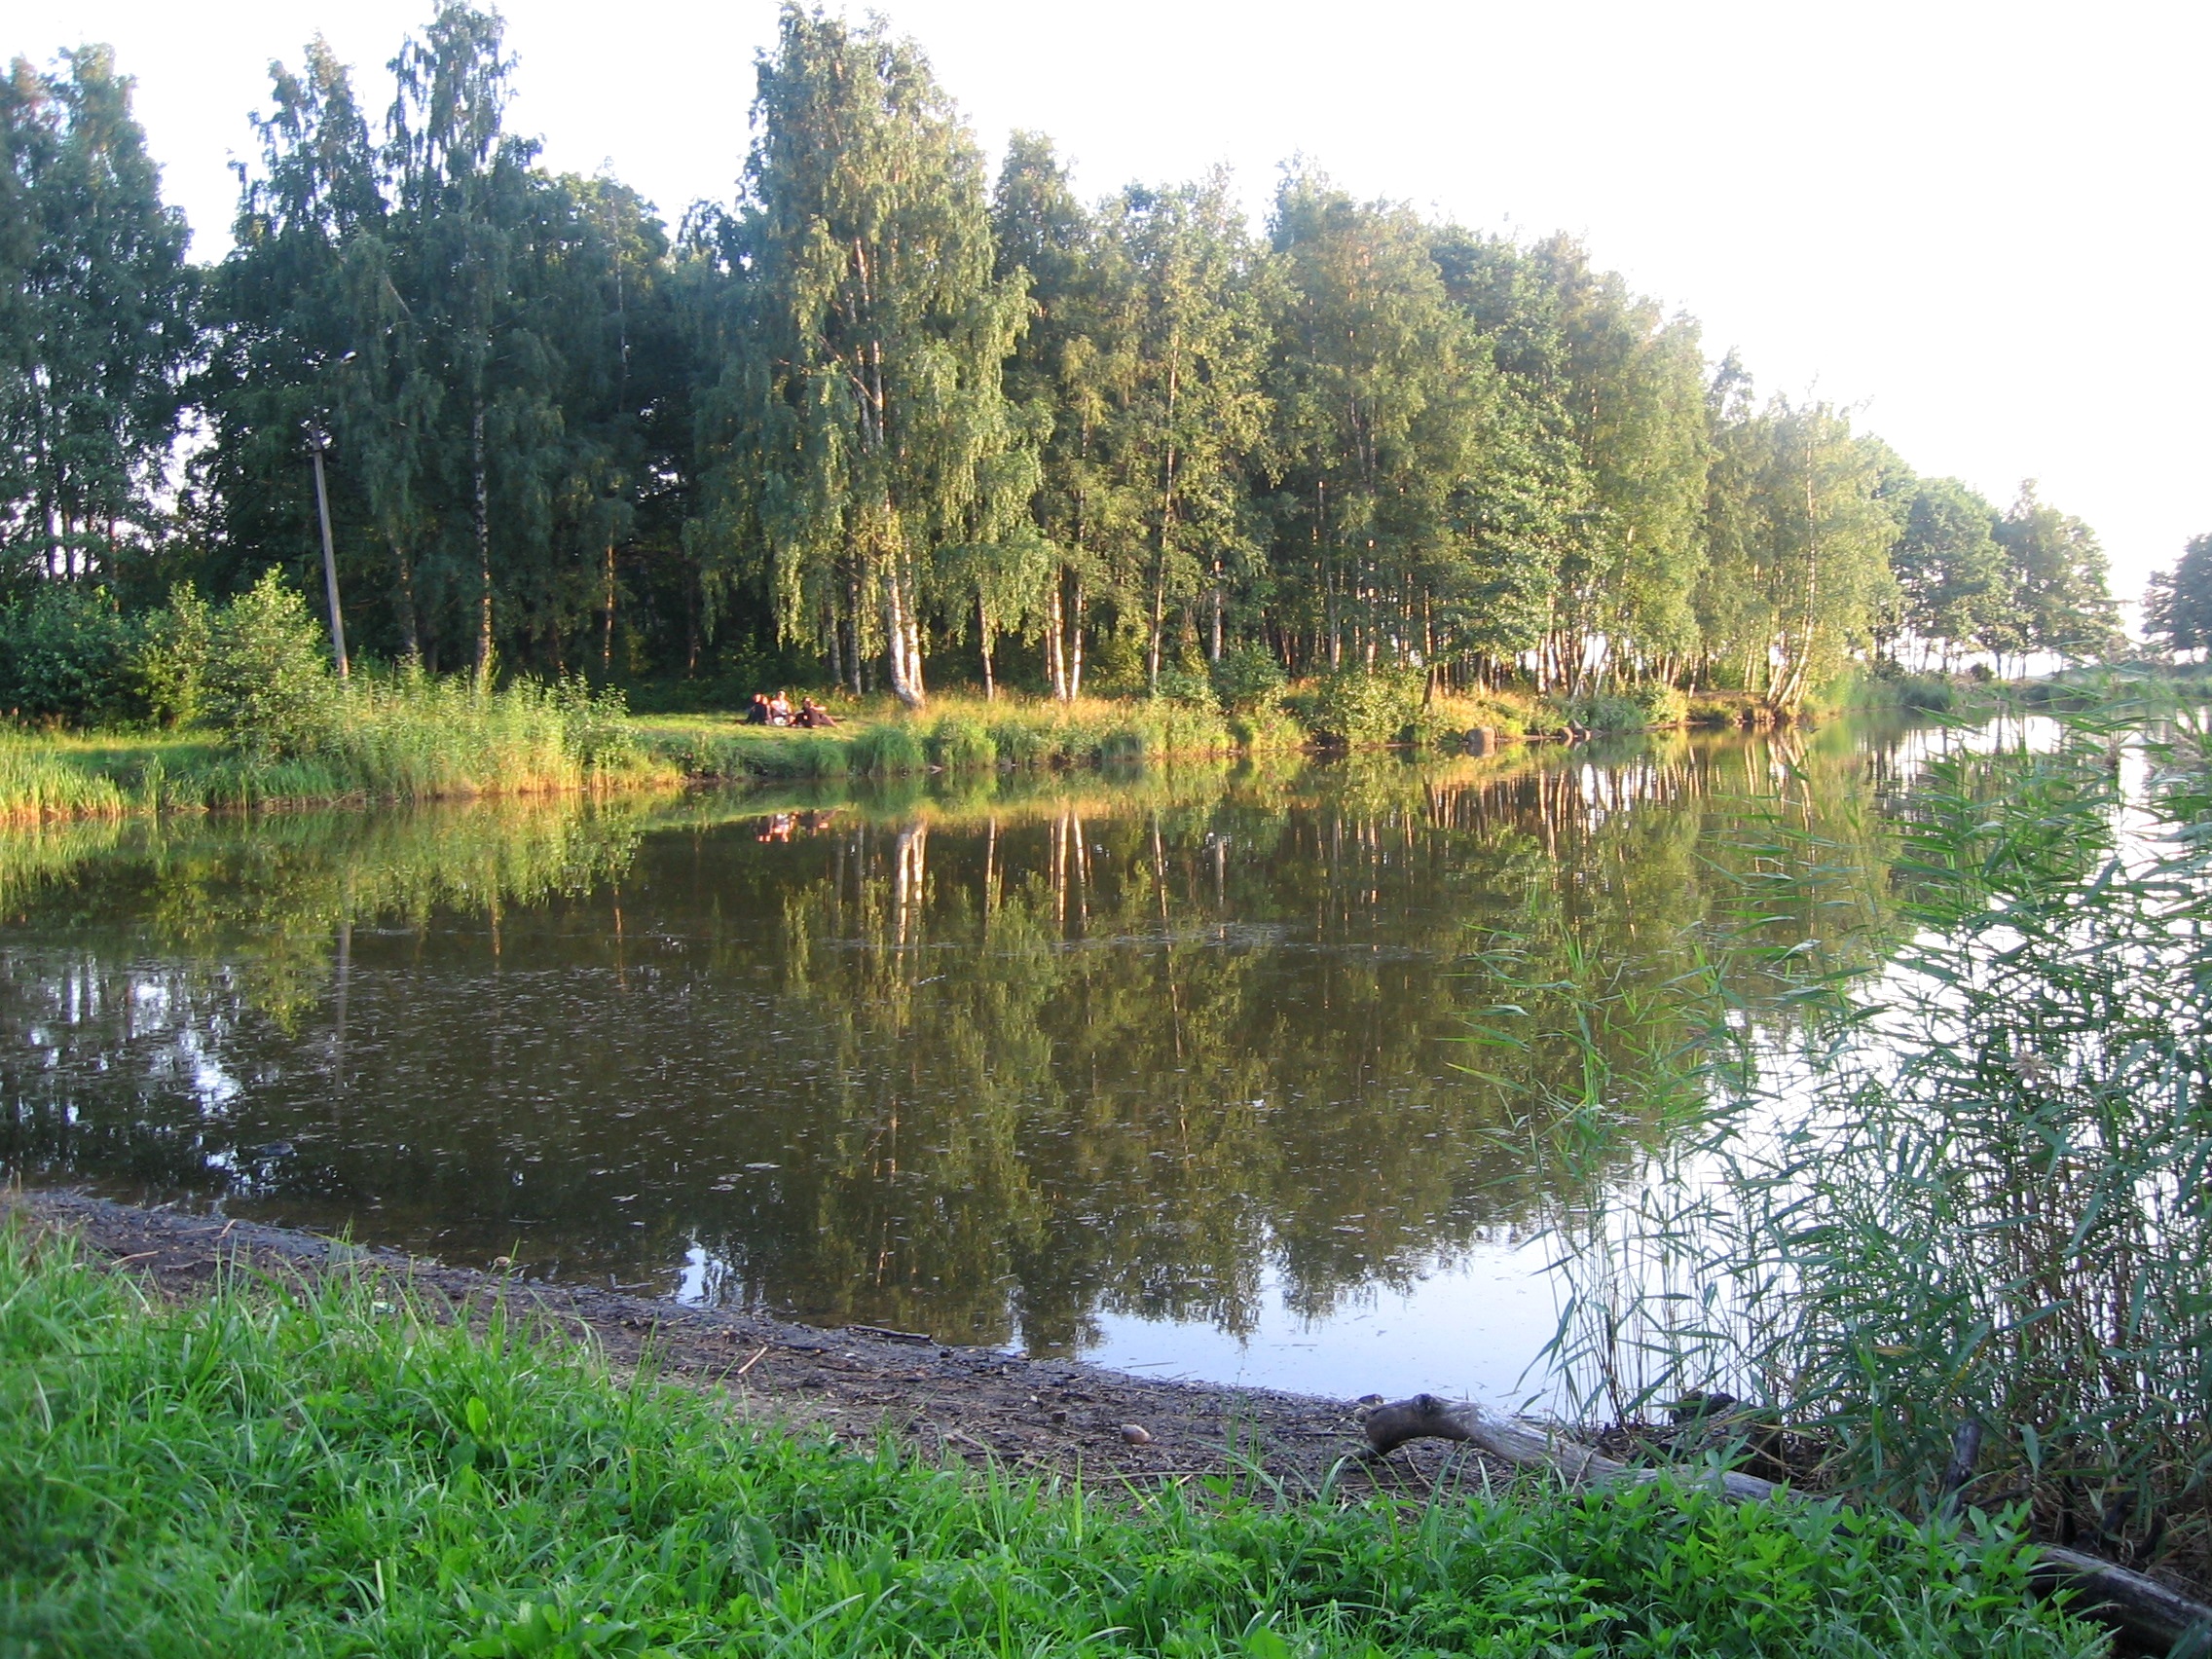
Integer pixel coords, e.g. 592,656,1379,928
310,440,350,680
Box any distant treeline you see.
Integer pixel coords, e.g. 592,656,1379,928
2,6,2132,710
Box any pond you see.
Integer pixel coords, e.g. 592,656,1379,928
0,722,1935,1402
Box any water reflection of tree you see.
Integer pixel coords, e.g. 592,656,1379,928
0,736,1899,1355
680,738,1898,1351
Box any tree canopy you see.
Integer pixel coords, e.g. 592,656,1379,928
0,5,2131,708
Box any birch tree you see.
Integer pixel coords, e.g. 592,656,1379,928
741,5,1031,709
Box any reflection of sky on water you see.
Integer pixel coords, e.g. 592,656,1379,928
1071,1233,1561,1403
669,1225,1565,1402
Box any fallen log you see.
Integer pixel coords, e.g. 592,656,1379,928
1360,1394,2212,1653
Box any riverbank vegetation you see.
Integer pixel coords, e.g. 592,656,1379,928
5,9,2138,748
0,574,664,820
0,1225,2104,1656
1520,705,2212,1594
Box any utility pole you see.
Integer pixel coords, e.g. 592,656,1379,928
308,427,350,679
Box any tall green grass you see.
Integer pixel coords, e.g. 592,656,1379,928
1535,707,2212,1586
0,672,673,820
0,1229,2097,1657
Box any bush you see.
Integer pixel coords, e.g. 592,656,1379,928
1151,666,1217,708
1295,667,1426,748
203,571,338,758
1210,645,1287,714
845,721,926,775
549,675,642,771
1096,719,1153,762
986,716,1051,767
134,584,212,728
924,715,997,770
0,583,141,724
1229,705,1305,751
1544,686,1682,734
1898,675,1957,713
1629,682,1688,727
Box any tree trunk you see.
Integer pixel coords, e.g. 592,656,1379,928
389,536,419,659
881,544,926,711
472,400,493,686
1209,560,1224,664
1069,579,1087,700
978,595,995,700
1046,581,1067,702
601,542,616,676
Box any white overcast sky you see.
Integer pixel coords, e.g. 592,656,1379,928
17,0,2207,606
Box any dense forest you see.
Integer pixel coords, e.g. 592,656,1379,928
1,5,2136,714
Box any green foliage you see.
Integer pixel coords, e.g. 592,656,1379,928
1228,704,1305,752
1292,668,1427,748
0,47,196,572
924,715,997,770
1544,691,1642,732
845,722,928,776
0,16,2130,708
133,582,212,726
0,1231,2099,1656
1152,666,1218,707
1630,682,1689,727
1538,682,1686,732
1988,484,2120,664
202,570,336,758
1209,644,1286,714
727,5,1035,709
0,583,140,722
0,731,138,818
2143,531,2212,659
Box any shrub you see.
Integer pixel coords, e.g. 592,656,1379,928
1229,705,1304,751
1210,645,1287,714
1096,720,1152,762
1296,667,1426,748
986,716,1051,767
1544,688,1676,733
549,675,642,772
1629,682,1688,727
845,721,926,775
203,571,338,758
1898,675,1957,713
924,715,997,770
0,583,141,724
134,584,212,728
1151,666,1217,708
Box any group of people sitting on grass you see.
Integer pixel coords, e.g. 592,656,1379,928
746,690,839,729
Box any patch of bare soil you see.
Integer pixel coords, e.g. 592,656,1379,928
6,1188,1510,1502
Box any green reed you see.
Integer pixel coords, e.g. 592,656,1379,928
1535,707,2212,1585
0,1227,2097,1656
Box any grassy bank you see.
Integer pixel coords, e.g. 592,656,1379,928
0,1228,2098,1658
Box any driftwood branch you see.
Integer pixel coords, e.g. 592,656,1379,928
1360,1394,2212,1653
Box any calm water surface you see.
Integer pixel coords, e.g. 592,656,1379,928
1,724,1938,1400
